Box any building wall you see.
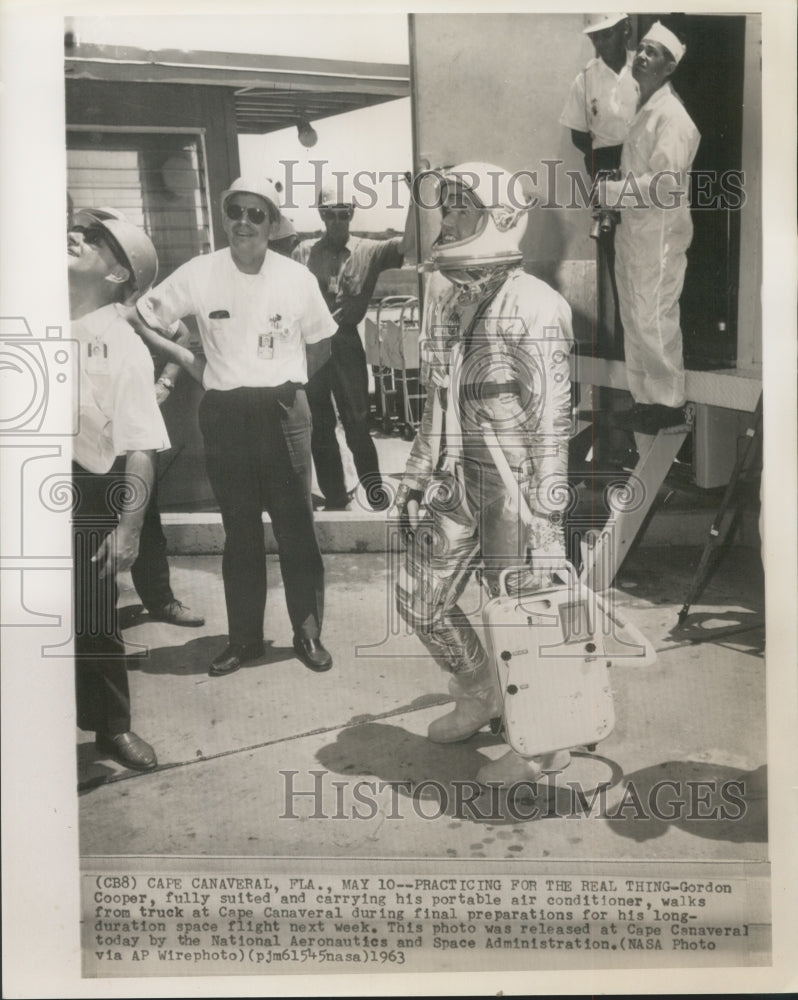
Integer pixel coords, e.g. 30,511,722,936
409,12,762,371
66,79,240,248
409,13,598,340
66,79,241,509
736,14,762,370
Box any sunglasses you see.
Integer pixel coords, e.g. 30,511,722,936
225,203,269,225
71,225,108,247
320,207,353,221
71,225,130,275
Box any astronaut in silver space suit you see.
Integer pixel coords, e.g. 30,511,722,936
395,162,574,786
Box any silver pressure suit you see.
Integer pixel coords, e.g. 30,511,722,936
396,268,573,678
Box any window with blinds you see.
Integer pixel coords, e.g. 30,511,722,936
66,129,212,279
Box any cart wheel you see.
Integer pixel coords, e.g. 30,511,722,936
402,424,416,441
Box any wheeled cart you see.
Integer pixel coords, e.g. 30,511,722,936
365,295,423,440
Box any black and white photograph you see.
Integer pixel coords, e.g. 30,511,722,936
1,1,796,996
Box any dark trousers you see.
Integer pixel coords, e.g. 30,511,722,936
72,464,131,737
585,144,624,361
585,143,623,179
598,226,623,357
305,325,381,505
130,477,175,611
198,385,324,646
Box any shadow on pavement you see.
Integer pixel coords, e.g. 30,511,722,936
343,692,452,728
667,610,765,655
616,545,764,614
315,721,624,827
604,762,767,844
76,743,124,792
126,635,295,676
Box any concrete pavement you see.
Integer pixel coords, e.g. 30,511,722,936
77,542,766,862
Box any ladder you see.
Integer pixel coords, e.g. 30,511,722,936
582,420,691,592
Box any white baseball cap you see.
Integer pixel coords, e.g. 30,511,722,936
583,13,628,34
641,21,687,64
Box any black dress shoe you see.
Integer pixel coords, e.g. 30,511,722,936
118,604,145,630
293,635,333,672
634,403,686,434
209,641,265,677
148,600,205,627
321,487,355,511
96,731,157,771
614,403,686,435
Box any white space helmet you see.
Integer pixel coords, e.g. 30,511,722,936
430,161,532,275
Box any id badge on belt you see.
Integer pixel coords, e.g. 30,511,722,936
86,339,109,374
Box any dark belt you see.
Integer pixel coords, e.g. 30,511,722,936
207,381,302,406
272,381,302,407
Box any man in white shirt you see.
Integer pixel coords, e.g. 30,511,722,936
132,177,338,675
69,216,168,771
598,20,700,433
561,14,638,364
560,13,638,178
72,206,204,629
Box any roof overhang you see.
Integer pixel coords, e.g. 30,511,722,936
65,42,410,135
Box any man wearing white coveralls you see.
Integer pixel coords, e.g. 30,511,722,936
598,20,700,435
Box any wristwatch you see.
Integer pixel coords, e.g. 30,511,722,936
157,376,175,391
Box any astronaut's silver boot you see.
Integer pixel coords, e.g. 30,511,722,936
476,747,572,787
427,664,503,743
